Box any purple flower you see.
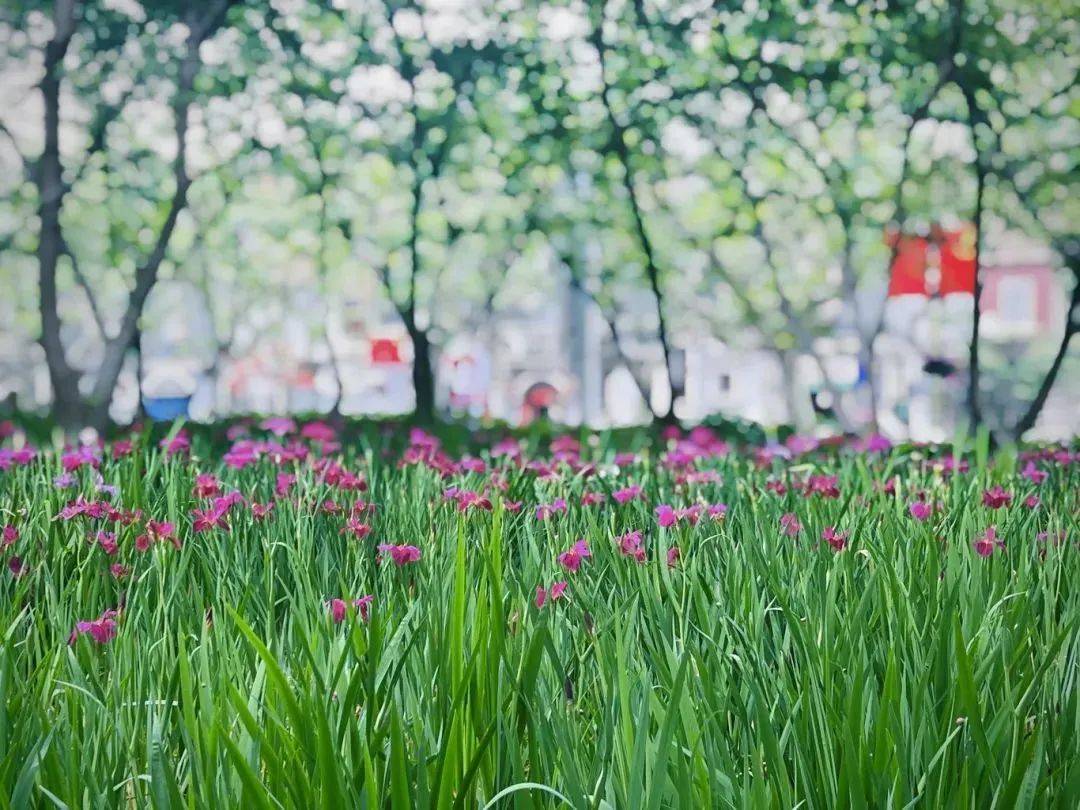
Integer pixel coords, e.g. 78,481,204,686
973,526,1003,557
557,539,591,573
655,504,678,528
779,512,801,537
909,501,932,521
69,609,119,645
377,544,421,566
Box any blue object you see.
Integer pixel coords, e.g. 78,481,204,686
143,396,191,422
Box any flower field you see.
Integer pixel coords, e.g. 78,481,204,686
0,420,1077,808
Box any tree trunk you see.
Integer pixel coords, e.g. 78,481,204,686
408,321,435,422
310,154,343,415
36,0,232,432
778,349,811,431
133,323,145,422
560,252,653,414
325,334,344,415
838,214,880,432
590,19,676,424
613,137,675,424
858,341,879,431
965,88,987,430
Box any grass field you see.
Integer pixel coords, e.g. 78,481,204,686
0,420,1077,808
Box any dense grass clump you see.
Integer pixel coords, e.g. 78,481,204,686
1,420,1077,808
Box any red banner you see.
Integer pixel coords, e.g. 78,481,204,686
887,235,928,297
370,338,402,365
938,225,977,295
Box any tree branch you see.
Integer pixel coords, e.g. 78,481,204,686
60,238,107,339
591,15,676,419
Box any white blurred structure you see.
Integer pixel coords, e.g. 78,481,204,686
2,242,1076,439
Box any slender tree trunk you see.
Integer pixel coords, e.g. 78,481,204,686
858,341,879,430
324,327,344,415
590,19,676,423
37,0,81,432
777,349,810,431
623,172,677,423
87,180,189,430
838,212,880,432
406,318,435,422
965,90,987,430
559,251,653,412
401,134,437,422
314,175,343,414
608,132,675,423
133,323,145,421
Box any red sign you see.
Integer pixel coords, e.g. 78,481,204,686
886,234,928,296
886,225,977,297
370,338,402,365
939,225,977,295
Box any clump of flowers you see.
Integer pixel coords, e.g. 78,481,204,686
909,501,933,521
535,499,568,521
616,530,647,562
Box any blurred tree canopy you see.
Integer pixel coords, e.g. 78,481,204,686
0,0,1076,435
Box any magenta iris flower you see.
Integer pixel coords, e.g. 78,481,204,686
70,609,119,645
973,526,1003,557
1021,461,1047,485
909,501,932,521
535,581,568,609
377,544,421,566
655,505,678,528
329,595,374,623
981,486,1012,509
340,516,372,540
557,539,591,573
616,530,647,563
822,526,848,551
535,499,568,521
779,512,801,537
612,485,642,504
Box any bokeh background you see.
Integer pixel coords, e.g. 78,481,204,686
1,0,1077,440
